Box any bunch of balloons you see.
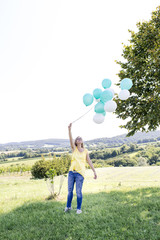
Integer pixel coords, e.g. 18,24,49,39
83,78,133,124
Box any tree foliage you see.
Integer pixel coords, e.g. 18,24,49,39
90,144,137,160
115,6,160,136
31,154,71,179
31,159,51,179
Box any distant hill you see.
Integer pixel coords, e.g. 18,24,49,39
86,130,160,146
0,139,70,150
1,130,160,150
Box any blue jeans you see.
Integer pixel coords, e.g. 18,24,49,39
67,171,84,210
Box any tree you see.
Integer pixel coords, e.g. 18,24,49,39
111,150,118,157
31,159,51,179
115,6,160,136
128,144,136,152
148,154,159,165
120,144,129,153
45,168,57,199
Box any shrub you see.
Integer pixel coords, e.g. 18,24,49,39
31,154,71,179
31,159,51,179
113,157,137,167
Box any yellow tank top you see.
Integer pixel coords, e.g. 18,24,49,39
69,147,88,177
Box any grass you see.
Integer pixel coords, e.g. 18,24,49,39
0,152,68,167
0,156,54,169
0,167,160,240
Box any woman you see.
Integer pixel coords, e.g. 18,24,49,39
65,123,97,214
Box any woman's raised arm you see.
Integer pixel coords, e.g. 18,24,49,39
68,123,75,151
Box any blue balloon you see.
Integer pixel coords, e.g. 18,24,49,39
83,93,94,106
93,88,102,99
102,79,112,89
100,90,113,103
120,78,133,90
94,102,105,113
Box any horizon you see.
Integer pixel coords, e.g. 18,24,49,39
1,129,160,145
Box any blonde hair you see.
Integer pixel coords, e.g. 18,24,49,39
74,136,84,148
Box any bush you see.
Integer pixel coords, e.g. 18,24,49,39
51,154,71,176
31,154,71,179
31,159,51,179
147,154,159,165
113,157,137,167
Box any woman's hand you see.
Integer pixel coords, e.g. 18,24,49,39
94,171,97,179
68,123,72,130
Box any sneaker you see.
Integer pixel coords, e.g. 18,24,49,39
76,209,82,214
64,207,72,212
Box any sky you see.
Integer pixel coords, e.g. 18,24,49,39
0,0,160,143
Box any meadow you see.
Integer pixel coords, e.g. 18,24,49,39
0,167,160,240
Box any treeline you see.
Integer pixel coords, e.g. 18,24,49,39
89,144,160,167
0,148,69,162
90,156,137,168
137,138,157,144
90,144,139,160
0,151,41,160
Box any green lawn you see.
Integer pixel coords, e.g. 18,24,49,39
0,167,160,240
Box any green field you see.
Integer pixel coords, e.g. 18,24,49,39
0,157,44,167
0,167,160,240
0,156,53,167
0,154,68,169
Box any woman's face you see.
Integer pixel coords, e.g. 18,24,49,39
76,136,83,145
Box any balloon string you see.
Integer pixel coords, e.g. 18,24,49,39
72,103,96,124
